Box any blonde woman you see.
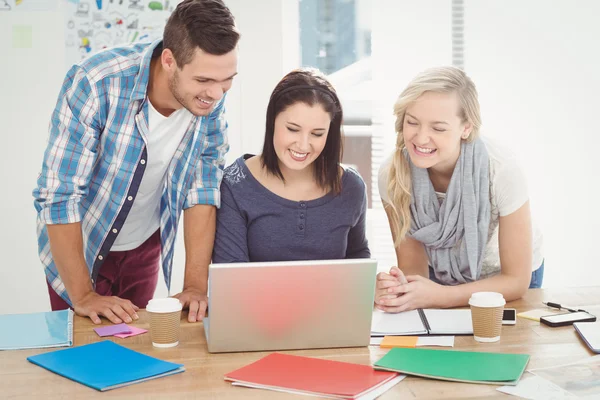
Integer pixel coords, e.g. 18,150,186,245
376,66,543,312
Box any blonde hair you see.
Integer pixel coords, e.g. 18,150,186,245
386,66,482,247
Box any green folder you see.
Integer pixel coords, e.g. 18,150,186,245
374,348,529,385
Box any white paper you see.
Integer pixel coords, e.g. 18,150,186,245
356,375,405,400
497,374,577,399
231,382,338,399
231,374,406,399
417,336,454,347
369,336,384,346
529,355,600,398
423,309,473,335
371,309,426,336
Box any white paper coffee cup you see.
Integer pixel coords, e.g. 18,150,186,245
468,292,506,343
146,298,183,348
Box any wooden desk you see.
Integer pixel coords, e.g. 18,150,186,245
2,287,599,399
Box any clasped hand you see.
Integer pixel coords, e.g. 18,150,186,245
375,267,447,312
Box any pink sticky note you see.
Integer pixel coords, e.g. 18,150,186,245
114,325,148,339
94,323,131,337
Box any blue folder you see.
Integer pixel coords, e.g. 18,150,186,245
0,309,73,350
27,341,185,391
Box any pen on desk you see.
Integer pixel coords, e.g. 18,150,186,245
543,302,586,313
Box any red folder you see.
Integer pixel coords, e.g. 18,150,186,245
224,353,398,399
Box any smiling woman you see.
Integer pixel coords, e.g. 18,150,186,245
375,66,544,313
212,67,371,264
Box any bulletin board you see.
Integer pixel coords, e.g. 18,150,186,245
63,0,181,65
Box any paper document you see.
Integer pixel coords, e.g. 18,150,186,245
416,336,454,347
114,326,148,339
369,337,384,346
422,309,472,334
371,309,472,336
231,375,406,400
497,373,577,399
371,309,426,336
529,356,600,398
378,336,454,348
94,323,131,337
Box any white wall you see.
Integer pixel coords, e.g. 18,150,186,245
372,0,600,288
464,0,600,288
0,9,66,314
0,0,298,314
370,0,453,273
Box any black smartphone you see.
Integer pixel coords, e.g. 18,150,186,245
502,308,516,325
540,311,596,327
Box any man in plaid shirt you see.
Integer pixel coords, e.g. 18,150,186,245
33,0,239,325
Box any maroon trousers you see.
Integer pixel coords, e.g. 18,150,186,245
47,230,161,310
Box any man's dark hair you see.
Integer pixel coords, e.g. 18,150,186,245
262,68,344,194
163,0,240,66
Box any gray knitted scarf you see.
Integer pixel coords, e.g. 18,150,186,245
408,138,490,285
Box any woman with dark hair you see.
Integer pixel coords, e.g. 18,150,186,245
212,68,370,263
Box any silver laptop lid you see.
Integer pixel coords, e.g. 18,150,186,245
205,258,377,353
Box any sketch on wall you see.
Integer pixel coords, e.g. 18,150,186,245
1,0,58,11
64,0,181,66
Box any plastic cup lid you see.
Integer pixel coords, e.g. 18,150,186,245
146,297,183,313
468,291,506,308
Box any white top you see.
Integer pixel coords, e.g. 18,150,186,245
378,138,544,277
111,101,193,251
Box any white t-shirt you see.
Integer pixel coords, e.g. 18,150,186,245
111,101,193,251
378,138,544,277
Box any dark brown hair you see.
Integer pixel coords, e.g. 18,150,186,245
261,68,344,194
163,0,240,66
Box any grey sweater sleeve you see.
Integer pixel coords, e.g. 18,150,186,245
212,181,250,263
345,174,371,259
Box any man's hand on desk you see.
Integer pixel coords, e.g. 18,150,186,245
173,287,208,323
375,274,448,312
72,292,139,325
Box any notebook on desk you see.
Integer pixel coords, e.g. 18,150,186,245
374,348,529,385
371,309,473,336
224,352,402,399
0,309,73,350
27,341,184,391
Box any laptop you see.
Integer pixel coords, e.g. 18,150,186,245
204,258,377,353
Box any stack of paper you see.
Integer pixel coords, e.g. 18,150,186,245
27,341,184,391
374,348,529,385
225,353,403,399
0,309,73,350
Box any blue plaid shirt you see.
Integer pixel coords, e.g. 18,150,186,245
33,40,229,305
